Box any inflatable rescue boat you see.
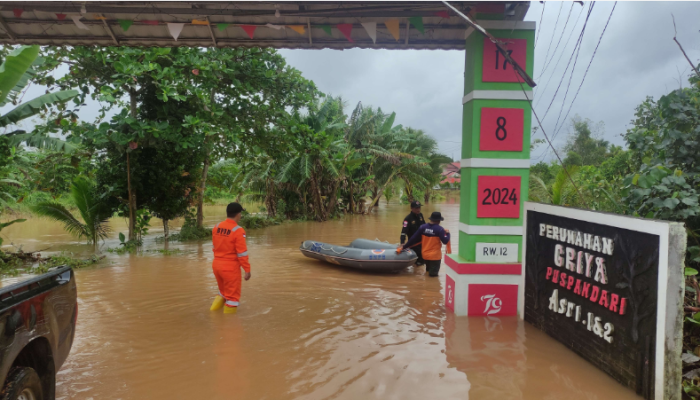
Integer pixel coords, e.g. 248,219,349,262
299,238,418,273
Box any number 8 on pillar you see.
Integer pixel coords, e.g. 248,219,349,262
479,108,524,152
477,176,521,218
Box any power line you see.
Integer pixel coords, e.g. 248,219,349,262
549,2,617,147
515,76,591,209
533,2,595,163
535,2,592,111
549,2,598,140
539,2,595,122
535,2,546,48
534,4,586,103
539,2,564,74
538,2,575,79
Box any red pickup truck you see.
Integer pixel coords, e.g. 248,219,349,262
0,266,77,400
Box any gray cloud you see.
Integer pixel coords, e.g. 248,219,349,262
4,1,698,166
281,1,700,163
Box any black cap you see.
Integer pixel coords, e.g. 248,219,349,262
410,201,422,208
226,202,244,217
429,211,444,221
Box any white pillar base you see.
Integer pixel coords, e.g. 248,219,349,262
445,254,523,317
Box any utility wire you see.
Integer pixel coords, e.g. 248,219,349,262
534,2,594,163
539,2,564,74
535,2,546,48
534,4,586,105
548,2,617,148
539,2,595,122
549,1,598,141
515,77,590,209
538,2,575,79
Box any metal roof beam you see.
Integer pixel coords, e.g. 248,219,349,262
101,18,118,45
0,14,16,40
7,5,468,18
5,18,473,31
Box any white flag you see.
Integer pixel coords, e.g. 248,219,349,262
167,23,185,41
266,23,285,30
71,15,90,30
361,22,377,44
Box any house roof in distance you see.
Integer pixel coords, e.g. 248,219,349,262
0,1,530,50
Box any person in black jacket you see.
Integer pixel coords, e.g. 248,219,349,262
400,201,425,266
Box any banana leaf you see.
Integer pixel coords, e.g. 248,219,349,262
5,132,78,154
0,90,79,127
0,45,39,106
0,56,45,107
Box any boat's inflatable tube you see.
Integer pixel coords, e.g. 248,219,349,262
300,238,418,273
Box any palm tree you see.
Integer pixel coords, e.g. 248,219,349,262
30,179,112,250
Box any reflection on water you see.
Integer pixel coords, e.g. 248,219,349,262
3,194,640,399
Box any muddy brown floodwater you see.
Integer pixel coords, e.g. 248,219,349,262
1,197,642,399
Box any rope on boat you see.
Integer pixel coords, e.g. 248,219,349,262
320,245,348,255
374,238,390,244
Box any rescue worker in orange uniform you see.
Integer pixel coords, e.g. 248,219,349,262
399,211,451,277
210,203,251,314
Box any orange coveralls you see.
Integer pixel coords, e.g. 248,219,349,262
212,219,250,308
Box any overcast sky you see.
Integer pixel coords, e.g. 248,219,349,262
279,1,700,162
6,2,699,164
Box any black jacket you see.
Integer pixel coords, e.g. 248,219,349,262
400,212,425,244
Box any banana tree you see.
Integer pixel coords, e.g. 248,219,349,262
276,99,346,221
0,45,79,153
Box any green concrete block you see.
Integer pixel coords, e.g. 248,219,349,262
458,231,522,262
462,99,532,160
459,167,529,226
464,28,536,94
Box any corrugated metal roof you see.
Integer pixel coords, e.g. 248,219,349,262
0,1,530,50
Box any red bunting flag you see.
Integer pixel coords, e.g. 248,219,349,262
56,13,67,21
141,20,160,25
13,9,23,18
434,10,450,18
240,25,257,39
336,24,353,42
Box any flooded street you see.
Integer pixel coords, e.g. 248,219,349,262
2,198,641,399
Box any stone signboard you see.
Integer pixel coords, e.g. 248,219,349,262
520,203,686,400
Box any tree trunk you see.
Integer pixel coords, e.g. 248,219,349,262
424,189,431,204
404,180,415,203
371,184,380,210
326,180,339,216
310,174,325,221
127,90,138,241
349,180,355,214
196,89,216,230
368,171,399,211
196,149,210,229
126,152,135,241
163,218,169,240
266,179,276,218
